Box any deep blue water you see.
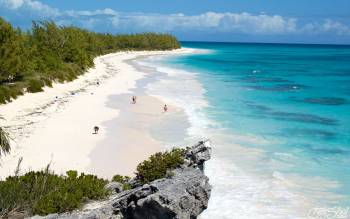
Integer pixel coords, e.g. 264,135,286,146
143,42,350,218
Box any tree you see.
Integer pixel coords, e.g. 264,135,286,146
0,127,10,157
0,18,25,83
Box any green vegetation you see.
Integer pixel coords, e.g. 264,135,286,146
0,144,185,217
0,17,180,104
0,127,10,157
112,174,132,191
112,174,130,183
136,148,185,184
122,183,132,191
0,169,108,217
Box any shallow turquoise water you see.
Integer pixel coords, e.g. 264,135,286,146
143,42,350,218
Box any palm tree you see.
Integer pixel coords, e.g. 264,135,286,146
0,127,10,157
0,112,10,157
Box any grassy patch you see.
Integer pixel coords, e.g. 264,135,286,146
0,169,108,217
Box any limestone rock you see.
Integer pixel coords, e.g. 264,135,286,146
29,140,212,219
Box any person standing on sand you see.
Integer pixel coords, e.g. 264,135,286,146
132,96,137,104
93,126,99,134
163,104,168,113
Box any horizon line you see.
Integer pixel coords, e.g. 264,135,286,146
180,40,350,47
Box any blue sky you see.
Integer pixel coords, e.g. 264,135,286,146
1,0,350,44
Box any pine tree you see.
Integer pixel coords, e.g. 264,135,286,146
0,18,25,83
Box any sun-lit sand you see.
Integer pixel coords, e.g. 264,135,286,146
88,94,185,177
0,48,194,179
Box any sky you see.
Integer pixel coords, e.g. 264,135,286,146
0,0,349,44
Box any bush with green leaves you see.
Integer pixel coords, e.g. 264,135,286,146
0,169,108,217
112,174,130,183
0,147,186,217
136,148,185,184
111,174,132,191
26,79,45,93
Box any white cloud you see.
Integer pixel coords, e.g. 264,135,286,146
1,0,350,37
66,8,118,17
1,0,23,9
301,19,350,36
107,12,297,34
321,19,350,35
1,0,60,16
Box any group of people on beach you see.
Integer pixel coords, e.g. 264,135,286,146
93,95,168,134
131,96,168,113
132,95,168,112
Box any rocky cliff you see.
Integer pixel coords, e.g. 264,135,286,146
30,140,212,219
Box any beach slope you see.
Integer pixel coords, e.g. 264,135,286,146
0,49,193,179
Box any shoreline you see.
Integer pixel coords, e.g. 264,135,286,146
0,48,195,179
130,50,328,218
87,56,190,177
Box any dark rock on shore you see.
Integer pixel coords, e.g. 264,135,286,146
30,140,212,219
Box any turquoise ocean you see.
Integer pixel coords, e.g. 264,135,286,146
140,42,350,218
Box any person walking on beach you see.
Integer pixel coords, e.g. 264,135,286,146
93,126,99,134
163,104,168,113
132,96,137,104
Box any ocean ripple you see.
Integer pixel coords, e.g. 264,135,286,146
303,144,350,155
281,128,337,140
270,111,338,125
244,102,338,125
290,97,348,106
246,84,309,92
240,76,291,83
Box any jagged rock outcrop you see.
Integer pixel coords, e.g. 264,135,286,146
30,140,212,219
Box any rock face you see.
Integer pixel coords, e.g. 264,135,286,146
30,141,212,219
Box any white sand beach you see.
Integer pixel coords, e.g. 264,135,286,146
0,48,194,179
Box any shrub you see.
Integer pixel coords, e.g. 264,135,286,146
122,183,132,191
0,169,108,217
27,79,44,93
136,148,185,184
112,174,130,183
0,85,23,103
111,174,131,191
